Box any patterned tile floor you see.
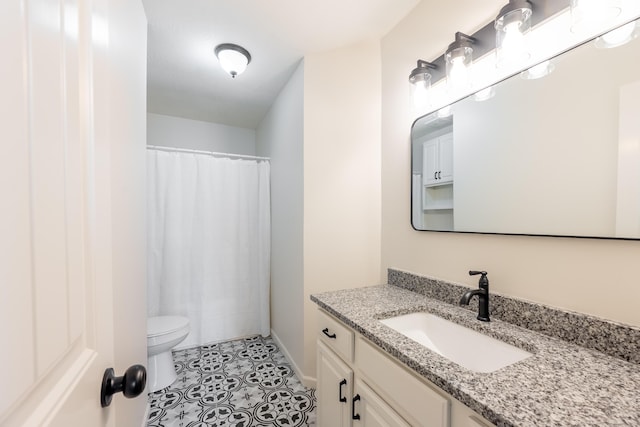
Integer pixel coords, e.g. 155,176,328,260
147,335,316,427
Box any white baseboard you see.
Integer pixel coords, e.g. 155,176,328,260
270,329,317,389
141,402,150,427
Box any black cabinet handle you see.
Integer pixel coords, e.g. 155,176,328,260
352,393,361,420
434,171,437,180
101,365,146,407
339,379,347,402
438,171,442,179
322,328,336,339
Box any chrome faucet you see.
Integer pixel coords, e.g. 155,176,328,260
459,270,490,322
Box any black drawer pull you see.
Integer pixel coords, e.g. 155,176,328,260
339,379,347,403
322,328,336,339
352,393,361,420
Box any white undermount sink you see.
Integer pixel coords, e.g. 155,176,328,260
379,312,532,373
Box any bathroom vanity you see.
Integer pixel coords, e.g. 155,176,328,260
316,308,492,427
311,271,640,427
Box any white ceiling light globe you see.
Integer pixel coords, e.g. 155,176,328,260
215,44,251,78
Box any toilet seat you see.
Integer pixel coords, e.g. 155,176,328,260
148,316,189,337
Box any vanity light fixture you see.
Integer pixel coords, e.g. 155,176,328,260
595,19,639,48
214,43,251,78
570,0,621,35
406,0,631,113
495,0,533,68
409,60,437,109
445,32,476,94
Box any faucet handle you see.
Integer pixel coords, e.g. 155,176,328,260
469,270,487,276
469,270,489,288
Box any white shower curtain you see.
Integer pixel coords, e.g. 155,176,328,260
147,149,270,348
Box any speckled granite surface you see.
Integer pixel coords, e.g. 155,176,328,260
310,285,640,427
388,268,640,364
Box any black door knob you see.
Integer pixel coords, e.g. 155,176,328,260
101,364,147,407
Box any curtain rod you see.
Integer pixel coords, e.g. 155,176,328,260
146,145,270,161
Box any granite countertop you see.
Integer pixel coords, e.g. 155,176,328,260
311,285,640,427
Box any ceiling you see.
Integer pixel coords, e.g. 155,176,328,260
143,0,420,129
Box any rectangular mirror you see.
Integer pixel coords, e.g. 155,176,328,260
411,19,640,239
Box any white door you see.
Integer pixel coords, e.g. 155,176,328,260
0,0,147,426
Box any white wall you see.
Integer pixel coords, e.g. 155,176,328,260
381,0,640,328
147,113,256,155
303,40,382,378
256,61,305,378
257,40,383,384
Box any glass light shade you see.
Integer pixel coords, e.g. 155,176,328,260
474,86,496,101
215,44,251,78
446,45,473,95
409,60,435,110
495,4,532,68
570,0,621,35
595,20,639,48
520,60,555,79
409,74,432,110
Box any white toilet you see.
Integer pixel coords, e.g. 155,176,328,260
147,316,190,392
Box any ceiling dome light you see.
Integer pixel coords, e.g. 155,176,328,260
595,20,639,48
495,0,532,69
214,43,251,78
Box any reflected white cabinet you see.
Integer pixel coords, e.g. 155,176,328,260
423,133,453,187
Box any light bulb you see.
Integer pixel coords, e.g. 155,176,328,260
411,80,430,109
503,22,526,54
448,56,471,93
408,60,435,110
495,2,532,69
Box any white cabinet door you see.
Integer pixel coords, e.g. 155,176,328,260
422,134,454,187
422,138,440,186
438,133,454,184
317,341,353,427
352,379,410,427
0,0,147,426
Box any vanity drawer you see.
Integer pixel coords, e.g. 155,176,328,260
355,336,449,427
317,309,354,363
